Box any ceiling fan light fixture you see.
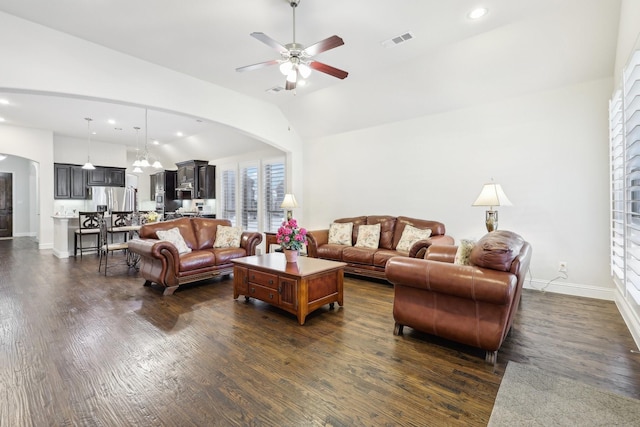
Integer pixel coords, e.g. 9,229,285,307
299,63,311,78
279,61,294,75
286,69,298,83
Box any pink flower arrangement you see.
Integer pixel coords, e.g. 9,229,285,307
276,218,307,251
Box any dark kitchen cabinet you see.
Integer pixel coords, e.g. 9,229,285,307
88,167,126,187
54,163,88,199
198,165,216,199
151,170,177,198
176,160,215,199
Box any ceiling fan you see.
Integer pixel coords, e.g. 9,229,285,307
235,0,348,91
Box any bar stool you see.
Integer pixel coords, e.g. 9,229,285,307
74,211,103,258
107,211,133,243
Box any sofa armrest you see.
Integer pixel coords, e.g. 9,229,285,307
240,232,263,255
306,229,329,258
386,257,516,305
127,238,181,285
425,244,458,263
408,234,456,258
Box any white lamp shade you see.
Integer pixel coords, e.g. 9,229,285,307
81,161,96,170
133,166,143,174
279,61,293,75
139,158,150,168
280,193,299,209
298,63,311,78
472,183,512,208
152,160,163,169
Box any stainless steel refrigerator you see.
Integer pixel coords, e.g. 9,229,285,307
91,186,137,213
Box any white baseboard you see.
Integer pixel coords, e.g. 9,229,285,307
614,290,640,351
524,278,615,301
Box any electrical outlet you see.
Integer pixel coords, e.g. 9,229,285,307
559,261,568,272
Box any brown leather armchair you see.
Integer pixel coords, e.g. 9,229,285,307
385,230,532,364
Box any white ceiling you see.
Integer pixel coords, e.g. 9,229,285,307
0,0,622,153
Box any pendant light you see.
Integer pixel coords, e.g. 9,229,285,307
81,117,96,170
132,126,143,173
145,108,163,169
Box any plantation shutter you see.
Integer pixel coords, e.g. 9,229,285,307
241,164,259,231
220,168,237,225
263,160,286,232
623,50,640,303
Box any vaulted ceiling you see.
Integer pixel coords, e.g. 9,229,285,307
0,0,622,154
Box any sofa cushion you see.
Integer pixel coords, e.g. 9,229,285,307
393,216,445,249
178,250,216,271
139,217,198,247
210,247,247,265
355,223,381,249
343,247,376,265
454,239,476,265
317,244,348,261
214,225,242,248
366,216,396,249
328,222,353,246
192,218,232,249
396,224,433,252
373,249,398,268
334,216,367,245
469,230,524,272
156,227,192,254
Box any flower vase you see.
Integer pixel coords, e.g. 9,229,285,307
283,249,299,263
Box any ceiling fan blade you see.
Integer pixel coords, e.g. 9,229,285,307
303,35,345,57
309,61,349,80
250,32,288,53
236,59,280,73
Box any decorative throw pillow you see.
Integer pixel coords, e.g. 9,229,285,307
213,225,242,248
355,223,381,249
396,224,432,252
328,222,353,246
156,227,192,254
454,239,476,265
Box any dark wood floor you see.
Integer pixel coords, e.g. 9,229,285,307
1,237,639,426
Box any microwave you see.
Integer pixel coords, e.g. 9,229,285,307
175,188,194,200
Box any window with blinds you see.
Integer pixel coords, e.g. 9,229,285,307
220,168,236,225
241,164,259,231
612,49,640,304
263,161,286,232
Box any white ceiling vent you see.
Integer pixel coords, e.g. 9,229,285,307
266,86,285,94
381,32,415,48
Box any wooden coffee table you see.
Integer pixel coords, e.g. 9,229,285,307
232,253,346,325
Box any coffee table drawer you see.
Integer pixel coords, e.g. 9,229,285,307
248,270,278,289
248,284,278,303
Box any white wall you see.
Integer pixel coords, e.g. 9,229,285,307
54,135,127,167
0,125,54,248
305,78,613,298
0,154,33,236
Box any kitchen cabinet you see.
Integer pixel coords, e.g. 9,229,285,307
198,165,216,199
175,160,215,199
87,167,126,187
54,163,88,199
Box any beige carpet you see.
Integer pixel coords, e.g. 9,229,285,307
488,361,640,426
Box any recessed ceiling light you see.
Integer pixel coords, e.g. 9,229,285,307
153,140,160,145
0,99,9,105
0,117,5,122
108,119,116,125
176,132,183,137
468,7,488,20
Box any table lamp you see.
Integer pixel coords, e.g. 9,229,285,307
281,193,298,220
472,181,512,232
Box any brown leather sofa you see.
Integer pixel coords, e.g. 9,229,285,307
127,217,262,295
306,215,454,280
385,230,532,364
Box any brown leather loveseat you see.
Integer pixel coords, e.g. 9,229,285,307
306,215,454,280
385,230,532,363
128,217,262,295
